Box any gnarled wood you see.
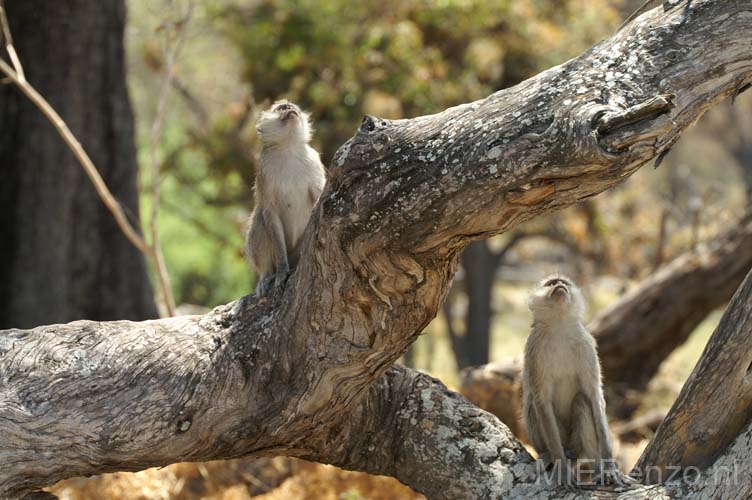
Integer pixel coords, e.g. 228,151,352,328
634,268,752,484
1,1,752,498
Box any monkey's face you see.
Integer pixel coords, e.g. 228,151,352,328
256,100,312,145
528,275,585,321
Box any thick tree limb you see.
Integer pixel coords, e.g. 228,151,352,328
1,1,752,498
634,267,752,483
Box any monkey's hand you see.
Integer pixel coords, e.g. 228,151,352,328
255,269,291,297
598,467,639,486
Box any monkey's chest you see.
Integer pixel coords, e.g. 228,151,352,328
278,190,311,247
542,341,583,421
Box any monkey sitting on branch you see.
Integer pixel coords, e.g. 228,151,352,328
523,275,633,486
246,100,326,296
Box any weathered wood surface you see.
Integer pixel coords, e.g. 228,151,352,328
1,1,752,499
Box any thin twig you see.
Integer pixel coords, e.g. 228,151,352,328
616,0,656,33
147,2,194,316
0,1,24,82
0,58,150,255
0,0,186,319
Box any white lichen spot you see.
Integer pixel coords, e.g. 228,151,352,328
335,142,352,167
441,168,448,175
513,111,522,118
489,165,498,174
486,146,503,160
563,99,572,106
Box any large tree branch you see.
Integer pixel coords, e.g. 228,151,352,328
2,1,752,498
634,267,752,483
311,365,752,500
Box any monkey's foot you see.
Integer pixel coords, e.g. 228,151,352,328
255,276,274,297
255,270,291,297
272,269,291,289
598,468,639,486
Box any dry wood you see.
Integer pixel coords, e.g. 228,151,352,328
634,268,752,483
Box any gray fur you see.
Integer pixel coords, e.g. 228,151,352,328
246,101,326,296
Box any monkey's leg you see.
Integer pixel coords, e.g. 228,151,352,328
533,400,574,485
574,393,634,485
263,209,291,291
571,392,601,483
247,210,275,296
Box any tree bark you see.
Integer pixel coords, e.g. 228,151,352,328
0,0,157,329
1,1,751,498
634,267,752,484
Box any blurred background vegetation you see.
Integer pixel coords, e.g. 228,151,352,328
128,0,748,378
16,0,750,497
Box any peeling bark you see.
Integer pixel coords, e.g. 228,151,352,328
1,1,752,498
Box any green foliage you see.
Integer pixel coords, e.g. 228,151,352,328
211,0,620,161
339,489,365,500
130,0,620,308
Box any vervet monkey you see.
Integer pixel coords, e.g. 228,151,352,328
523,275,627,485
246,100,326,296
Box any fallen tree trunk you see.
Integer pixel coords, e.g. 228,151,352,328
1,1,752,498
593,214,752,391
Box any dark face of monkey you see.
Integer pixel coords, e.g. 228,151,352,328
528,274,585,321
256,100,312,145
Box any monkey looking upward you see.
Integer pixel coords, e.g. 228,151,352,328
523,275,629,485
246,100,326,296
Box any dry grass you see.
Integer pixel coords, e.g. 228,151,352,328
49,458,424,500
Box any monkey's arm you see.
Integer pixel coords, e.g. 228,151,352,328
533,397,569,464
263,209,289,271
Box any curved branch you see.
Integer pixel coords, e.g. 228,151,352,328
594,214,752,391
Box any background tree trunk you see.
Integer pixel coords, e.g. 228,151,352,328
0,0,157,329
449,241,496,368
594,214,752,393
